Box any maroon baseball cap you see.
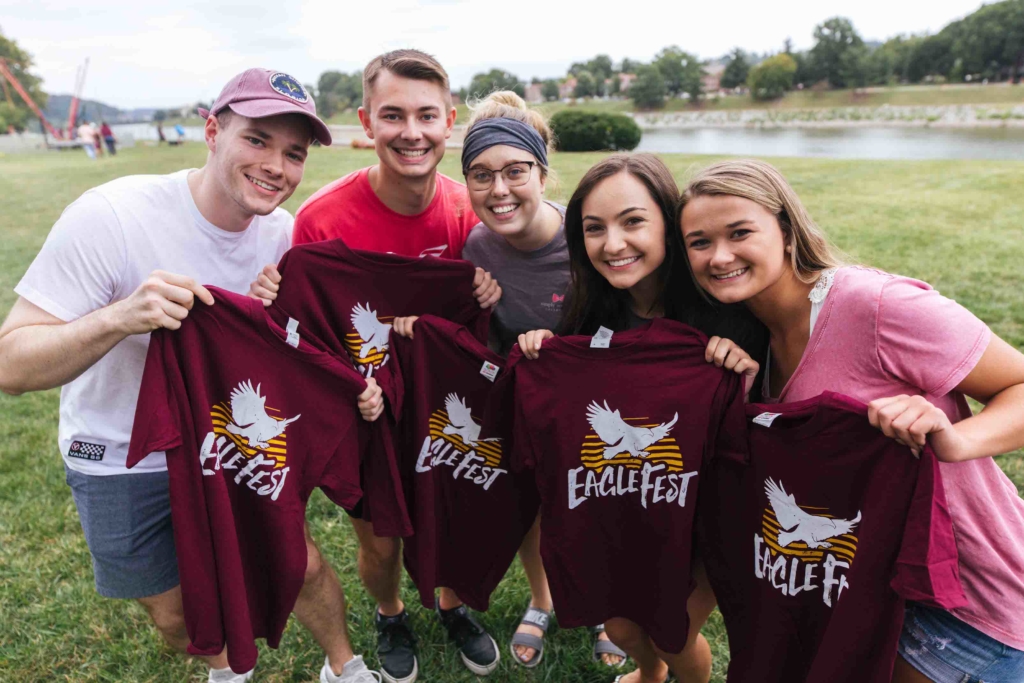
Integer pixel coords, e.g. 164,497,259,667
199,68,332,146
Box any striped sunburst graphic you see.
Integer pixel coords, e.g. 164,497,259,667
761,506,859,566
427,409,502,467
210,402,288,469
580,416,684,473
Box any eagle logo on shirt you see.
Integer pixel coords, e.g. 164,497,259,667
210,380,297,469
226,380,301,449
428,393,502,467
580,400,683,472
761,478,860,564
345,303,394,375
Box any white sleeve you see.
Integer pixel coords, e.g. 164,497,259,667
14,190,128,322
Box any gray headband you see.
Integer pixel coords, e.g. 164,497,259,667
462,118,548,174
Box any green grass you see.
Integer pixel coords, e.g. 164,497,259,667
1,146,1022,682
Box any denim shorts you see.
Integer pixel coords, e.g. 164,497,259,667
65,466,179,599
899,603,1024,683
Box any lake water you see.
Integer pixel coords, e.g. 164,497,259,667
110,123,1024,161
636,126,1024,160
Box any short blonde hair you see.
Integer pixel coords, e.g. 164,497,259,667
466,90,556,183
362,49,451,111
679,159,846,283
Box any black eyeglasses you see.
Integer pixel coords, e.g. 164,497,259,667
465,161,537,191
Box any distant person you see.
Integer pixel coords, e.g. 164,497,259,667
157,121,166,145
90,122,103,157
175,123,186,144
0,68,382,683
77,121,96,159
100,121,116,155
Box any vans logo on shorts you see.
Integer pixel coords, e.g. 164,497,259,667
68,441,105,461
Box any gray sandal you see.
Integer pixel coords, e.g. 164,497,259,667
592,624,628,668
509,606,551,668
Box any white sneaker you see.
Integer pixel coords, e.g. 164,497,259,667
320,655,383,683
208,666,254,683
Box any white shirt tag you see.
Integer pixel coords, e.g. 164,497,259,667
480,361,500,382
590,326,614,349
752,412,782,428
285,318,300,348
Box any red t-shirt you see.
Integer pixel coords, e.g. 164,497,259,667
127,288,370,675
292,167,478,260
270,240,490,536
375,315,539,611
490,318,747,654
699,392,967,683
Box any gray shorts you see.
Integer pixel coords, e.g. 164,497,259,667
65,465,179,599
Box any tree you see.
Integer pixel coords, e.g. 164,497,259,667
630,64,667,109
573,70,597,98
653,46,704,100
314,70,362,118
468,69,524,99
864,35,923,85
720,49,750,89
153,109,167,122
541,79,560,101
809,17,868,88
620,58,641,74
0,27,48,132
748,53,797,100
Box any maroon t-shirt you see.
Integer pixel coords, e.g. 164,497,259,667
270,239,490,536
490,318,747,654
700,391,967,683
272,239,489,377
375,315,539,611
127,288,370,675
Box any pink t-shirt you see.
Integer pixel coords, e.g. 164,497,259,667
765,266,1024,649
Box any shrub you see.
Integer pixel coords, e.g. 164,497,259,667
748,53,798,101
550,110,642,152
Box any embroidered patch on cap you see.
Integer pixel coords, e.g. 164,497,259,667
68,440,106,461
269,72,308,103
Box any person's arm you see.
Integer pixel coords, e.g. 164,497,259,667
0,271,213,395
869,334,1024,462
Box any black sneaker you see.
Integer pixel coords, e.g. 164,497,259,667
437,604,500,676
375,610,418,683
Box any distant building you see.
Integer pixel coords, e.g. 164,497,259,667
559,77,577,99
702,63,725,94
617,73,637,93
451,91,462,105
524,83,544,104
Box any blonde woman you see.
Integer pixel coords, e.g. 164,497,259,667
678,159,1024,683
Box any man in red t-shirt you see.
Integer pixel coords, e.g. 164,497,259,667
249,50,501,683
294,50,477,259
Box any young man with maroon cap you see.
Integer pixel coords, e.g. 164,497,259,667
0,68,382,683
250,49,502,683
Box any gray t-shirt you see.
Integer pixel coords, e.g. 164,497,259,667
462,201,569,356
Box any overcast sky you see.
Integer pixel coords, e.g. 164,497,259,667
1,0,989,109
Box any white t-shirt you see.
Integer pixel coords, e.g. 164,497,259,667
15,169,292,476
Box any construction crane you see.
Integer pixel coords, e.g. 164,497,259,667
0,57,64,140
65,58,89,137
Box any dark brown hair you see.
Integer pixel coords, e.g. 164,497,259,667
362,49,451,111
559,154,690,334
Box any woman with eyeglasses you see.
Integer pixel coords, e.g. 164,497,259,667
390,90,629,670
